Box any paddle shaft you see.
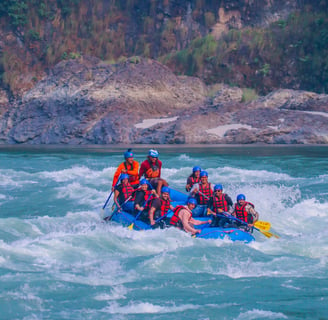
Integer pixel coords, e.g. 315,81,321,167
103,173,122,210
102,191,113,210
218,212,279,238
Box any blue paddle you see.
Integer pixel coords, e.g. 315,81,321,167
215,211,279,238
102,174,121,210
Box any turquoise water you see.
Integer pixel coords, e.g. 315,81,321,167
0,146,327,320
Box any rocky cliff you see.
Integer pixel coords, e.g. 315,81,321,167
1,0,327,96
1,57,327,144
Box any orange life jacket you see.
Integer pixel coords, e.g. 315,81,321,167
145,159,160,178
124,162,138,183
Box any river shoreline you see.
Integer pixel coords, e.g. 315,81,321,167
1,143,327,157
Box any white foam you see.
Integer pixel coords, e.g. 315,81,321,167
0,170,38,186
40,166,114,185
236,309,288,319
94,286,127,301
102,301,199,314
55,182,104,207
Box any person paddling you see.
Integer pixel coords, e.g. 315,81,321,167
229,194,259,230
112,149,140,191
134,179,156,217
207,184,233,227
113,173,135,213
169,198,211,236
147,186,175,228
185,166,201,192
139,149,168,196
189,170,214,217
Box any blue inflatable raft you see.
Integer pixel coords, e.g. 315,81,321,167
103,207,255,243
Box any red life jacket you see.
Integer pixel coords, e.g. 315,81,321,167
235,201,254,223
198,183,213,205
142,190,153,210
121,183,135,202
189,175,200,187
169,205,191,227
159,198,171,216
212,194,229,213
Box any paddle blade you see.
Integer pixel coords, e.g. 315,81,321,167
260,230,280,239
128,223,134,230
254,221,271,231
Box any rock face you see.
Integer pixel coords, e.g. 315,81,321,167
0,56,327,144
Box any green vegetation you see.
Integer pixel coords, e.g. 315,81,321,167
241,88,259,103
0,1,328,95
163,11,328,94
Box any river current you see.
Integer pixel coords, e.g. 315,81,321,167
0,145,327,320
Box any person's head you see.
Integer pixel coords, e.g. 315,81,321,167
161,186,170,200
214,184,223,195
237,194,246,205
148,149,159,162
187,197,197,210
200,170,208,183
120,173,129,184
124,150,134,164
192,166,201,177
140,179,148,191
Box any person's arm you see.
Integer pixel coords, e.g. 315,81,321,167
189,183,199,196
112,163,124,190
190,217,212,225
148,198,160,225
247,205,259,225
206,198,216,215
180,210,200,234
158,159,162,178
134,192,144,211
138,161,147,179
148,206,156,225
185,176,192,192
229,204,236,216
113,189,121,211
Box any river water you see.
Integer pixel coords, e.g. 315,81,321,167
0,145,327,320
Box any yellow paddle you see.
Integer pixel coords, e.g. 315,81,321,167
254,221,271,231
257,229,280,238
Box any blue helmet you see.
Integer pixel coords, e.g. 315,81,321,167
120,173,129,180
124,150,134,159
148,149,159,158
187,197,197,206
237,194,246,201
200,171,208,177
214,184,223,191
161,186,170,194
192,166,202,172
140,179,148,185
